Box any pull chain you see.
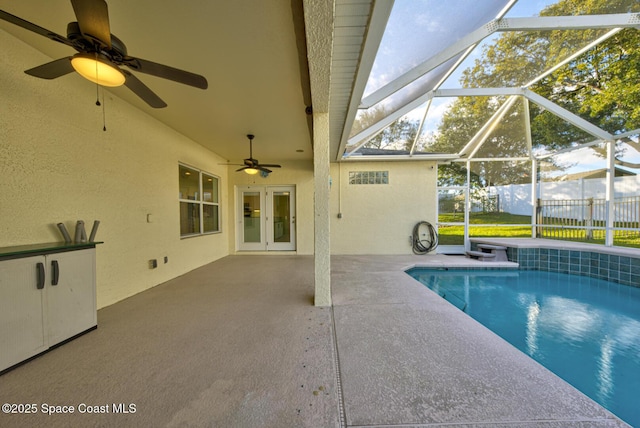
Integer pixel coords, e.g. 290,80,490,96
92,55,107,131
95,54,101,106
102,89,107,131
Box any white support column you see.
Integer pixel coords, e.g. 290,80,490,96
302,0,333,305
524,97,537,238
531,158,538,238
314,113,332,306
465,160,471,251
605,140,616,246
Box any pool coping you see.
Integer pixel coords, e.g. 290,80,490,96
469,237,640,257
399,255,637,426
469,238,640,288
331,254,630,426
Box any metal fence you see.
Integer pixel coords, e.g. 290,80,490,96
536,196,640,241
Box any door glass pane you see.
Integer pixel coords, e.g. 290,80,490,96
180,202,201,235
243,192,261,243
273,192,290,243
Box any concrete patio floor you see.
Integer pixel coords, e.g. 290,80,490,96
0,254,628,427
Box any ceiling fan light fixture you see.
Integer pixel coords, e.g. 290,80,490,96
244,168,259,175
71,53,125,87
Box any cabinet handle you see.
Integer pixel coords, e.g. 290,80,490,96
36,262,45,290
51,260,59,286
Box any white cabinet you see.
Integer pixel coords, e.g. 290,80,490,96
0,256,48,372
0,246,97,373
46,249,97,346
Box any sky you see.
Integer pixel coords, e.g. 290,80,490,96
362,0,559,136
356,0,640,175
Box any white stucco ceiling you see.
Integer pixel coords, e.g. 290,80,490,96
0,0,320,164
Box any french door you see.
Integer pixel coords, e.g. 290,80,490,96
236,185,296,251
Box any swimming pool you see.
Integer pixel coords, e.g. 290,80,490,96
407,268,640,427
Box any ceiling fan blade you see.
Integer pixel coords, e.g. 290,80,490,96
122,69,167,108
123,57,208,89
236,166,249,172
0,9,74,47
260,164,281,168
258,167,272,173
71,0,111,48
25,57,75,79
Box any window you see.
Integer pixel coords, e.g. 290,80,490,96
179,164,220,237
349,171,389,185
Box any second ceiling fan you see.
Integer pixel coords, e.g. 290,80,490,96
233,134,281,175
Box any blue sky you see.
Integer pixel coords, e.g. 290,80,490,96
361,1,640,175
369,0,560,131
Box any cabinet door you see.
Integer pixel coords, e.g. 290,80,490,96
0,256,48,371
47,249,97,346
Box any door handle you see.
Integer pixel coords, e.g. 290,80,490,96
51,260,59,286
36,262,45,290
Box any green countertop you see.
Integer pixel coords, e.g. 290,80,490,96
0,242,103,258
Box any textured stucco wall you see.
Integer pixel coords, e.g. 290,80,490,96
313,113,331,306
0,29,230,308
330,161,438,254
226,160,315,255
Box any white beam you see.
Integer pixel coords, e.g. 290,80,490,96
496,0,519,20
531,157,538,238
360,20,498,108
523,97,533,158
434,88,524,97
616,128,640,139
452,157,530,162
360,13,639,108
535,139,603,160
341,154,460,162
605,140,616,247
345,125,386,156
410,98,432,155
351,88,521,156
464,160,470,251
409,44,479,155
336,0,395,161
523,89,613,141
499,14,639,31
346,91,434,153
458,96,517,157
524,28,622,88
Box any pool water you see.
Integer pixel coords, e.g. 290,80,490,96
407,268,640,427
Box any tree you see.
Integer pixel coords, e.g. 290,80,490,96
364,117,419,151
432,0,640,184
352,0,640,166
348,106,419,152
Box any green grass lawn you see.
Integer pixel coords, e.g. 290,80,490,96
437,212,640,248
438,212,532,245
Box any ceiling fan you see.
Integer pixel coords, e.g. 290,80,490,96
0,0,207,108
231,134,282,175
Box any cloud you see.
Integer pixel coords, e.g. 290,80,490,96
414,14,444,33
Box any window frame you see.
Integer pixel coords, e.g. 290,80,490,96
178,163,221,238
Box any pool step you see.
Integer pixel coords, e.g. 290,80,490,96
465,250,496,261
476,244,508,262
